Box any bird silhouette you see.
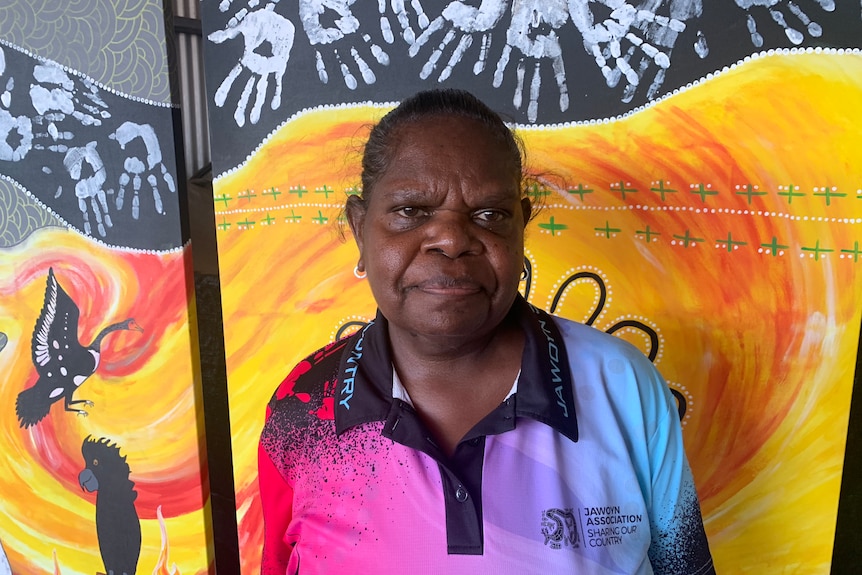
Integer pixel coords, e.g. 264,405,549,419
15,268,143,428
79,436,142,575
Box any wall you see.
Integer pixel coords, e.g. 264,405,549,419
200,1,862,572
0,1,213,573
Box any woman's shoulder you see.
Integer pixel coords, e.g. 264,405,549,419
549,314,673,414
266,335,356,414
551,315,656,368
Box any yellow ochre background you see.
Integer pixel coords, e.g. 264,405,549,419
211,53,862,573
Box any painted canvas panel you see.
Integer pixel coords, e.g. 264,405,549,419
201,1,862,572
0,1,213,573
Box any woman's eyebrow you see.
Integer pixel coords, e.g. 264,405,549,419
380,184,518,205
383,188,429,203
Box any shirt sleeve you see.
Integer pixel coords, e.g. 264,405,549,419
258,436,295,575
646,384,716,575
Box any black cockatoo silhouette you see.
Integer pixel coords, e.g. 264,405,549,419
79,436,142,575
15,268,143,428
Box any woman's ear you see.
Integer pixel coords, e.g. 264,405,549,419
346,195,367,254
520,196,532,225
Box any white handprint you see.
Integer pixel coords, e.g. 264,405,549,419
109,121,176,220
388,0,432,44
734,0,834,46
0,70,33,162
208,4,296,127
493,0,571,123
61,142,113,237
0,107,32,162
23,60,109,153
299,0,390,90
0,47,78,162
29,62,111,127
407,0,507,81
569,0,700,103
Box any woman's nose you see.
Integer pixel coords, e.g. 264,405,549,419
422,212,481,258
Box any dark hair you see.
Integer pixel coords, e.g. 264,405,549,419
359,88,527,202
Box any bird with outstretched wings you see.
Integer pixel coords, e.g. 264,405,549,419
15,268,143,428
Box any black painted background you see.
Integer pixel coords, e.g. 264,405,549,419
201,0,862,174
0,43,184,251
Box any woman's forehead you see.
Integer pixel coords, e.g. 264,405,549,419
387,117,518,169
361,114,522,205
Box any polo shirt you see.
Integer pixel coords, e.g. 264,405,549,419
259,296,714,575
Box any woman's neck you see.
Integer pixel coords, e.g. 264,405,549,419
387,318,525,456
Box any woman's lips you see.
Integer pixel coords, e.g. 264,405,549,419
413,277,483,295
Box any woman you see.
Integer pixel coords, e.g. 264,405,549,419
258,89,714,574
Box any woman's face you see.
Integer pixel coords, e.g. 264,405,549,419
348,115,530,342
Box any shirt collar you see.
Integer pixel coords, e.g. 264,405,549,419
334,295,578,443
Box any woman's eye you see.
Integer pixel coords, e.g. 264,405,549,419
474,210,506,223
395,206,426,218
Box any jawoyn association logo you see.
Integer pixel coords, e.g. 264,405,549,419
541,508,579,549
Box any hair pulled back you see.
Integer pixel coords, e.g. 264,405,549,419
359,89,526,201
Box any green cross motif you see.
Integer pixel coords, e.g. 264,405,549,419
261,213,275,226
841,241,862,263
285,210,302,223
650,180,677,201
801,240,833,261
610,181,637,200
263,187,282,201
777,184,805,204
316,185,335,199
567,184,594,201
217,217,231,231
813,186,845,206
673,230,703,247
237,217,255,229
760,236,789,256
290,186,308,199
538,216,567,236
214,194,232,208
636,225,660,243
239,189,257,202
690,184,718,203
595,221,622,239
735,184,767,205
526,183,552,202
717,232,747,253
312,210,328,225
345,186,362,196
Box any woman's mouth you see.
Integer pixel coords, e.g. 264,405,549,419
414,277,483,296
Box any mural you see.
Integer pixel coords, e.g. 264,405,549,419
202,0,861,167
0,1,214,574
201,1,862,573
